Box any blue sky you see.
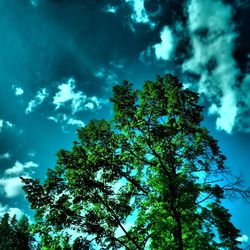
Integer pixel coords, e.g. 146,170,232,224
0,0,249,245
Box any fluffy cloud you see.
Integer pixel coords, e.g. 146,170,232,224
0,152,11,160
154,26,175,61
183,0,239,133
139,26,176,64
67,118,85,128
13,86,24,96
53,78,106,114
237,234,248,242
53,78,87,114
5,161,38,175
0,160,37,198
0,176,27,198
125,0,154,28
25,88,49,114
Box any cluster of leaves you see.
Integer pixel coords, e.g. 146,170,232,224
0,213,35,250
22,75,249,249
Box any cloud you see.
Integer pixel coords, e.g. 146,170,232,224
154,26,175,61
5,161,38,175
0,204,24,219
182,0,239,133
103,5,118,13
13,86,24,96
0,152,11,160
94,68,118,85
126,0,154,28
0,176,28,198
237,234,248,242
25,88,49,114
48,114,85,132
53,78,107,114
67,118,85,128
53,78,87,114
0,119,14,132
139,26,177,64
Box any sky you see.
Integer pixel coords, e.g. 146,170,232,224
0,0,249,245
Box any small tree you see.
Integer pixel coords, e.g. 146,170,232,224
0,213,35,250
22,75,249,249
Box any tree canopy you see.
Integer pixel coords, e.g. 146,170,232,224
22,75,249,249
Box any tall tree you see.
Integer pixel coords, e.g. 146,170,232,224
22,75,249,249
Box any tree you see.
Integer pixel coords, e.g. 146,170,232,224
22,75,249,249
0,213,36,250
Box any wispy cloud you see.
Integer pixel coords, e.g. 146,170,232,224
25,88,49,114
0,119,13,132
103,4,118,13
48,113,85,132
0,152,11,160
183,0,239,133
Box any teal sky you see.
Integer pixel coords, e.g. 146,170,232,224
0,0,249,245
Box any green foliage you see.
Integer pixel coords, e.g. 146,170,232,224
22,75,248,249
0,213,35,250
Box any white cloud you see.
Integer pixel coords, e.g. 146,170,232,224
48,116,58,123
154,26,175,61
237,234,248,242
14,87,24,96
126,0,155,28
67,118,85,128
183,0,239,133
0,152,11,160
84,102,95,110
208,89,238,133
0,176,27,198
53,78,87,114
5,161,38,175
25,88,49,114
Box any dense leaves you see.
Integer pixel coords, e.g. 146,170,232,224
22,75,249,249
